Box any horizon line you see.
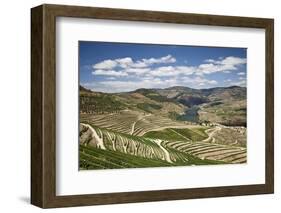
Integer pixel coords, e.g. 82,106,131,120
80,84,246,94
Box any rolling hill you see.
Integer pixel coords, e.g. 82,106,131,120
80,85,246,126
79,85,247,170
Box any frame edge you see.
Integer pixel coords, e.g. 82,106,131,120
31,5,44,208
265,19,274,194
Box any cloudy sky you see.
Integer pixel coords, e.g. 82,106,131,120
79,41,247,93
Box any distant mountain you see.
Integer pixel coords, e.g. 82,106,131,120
202,86,246,101
80,85,246,126
79,85,92,93
133,86,246,107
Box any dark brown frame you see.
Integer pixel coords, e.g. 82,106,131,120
31,4,274,208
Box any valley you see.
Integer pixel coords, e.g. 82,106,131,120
79,85,247,170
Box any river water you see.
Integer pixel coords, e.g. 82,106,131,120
180,106,200,123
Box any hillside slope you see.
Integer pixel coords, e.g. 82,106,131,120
79,85,247,170
80,85,246,126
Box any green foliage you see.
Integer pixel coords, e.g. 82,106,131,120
79,145,172,170
80,94,125,114
146,94,173,102
208,101,223,107
172,128,208,141
144,127,208,142
79,145,224,170
82,123,158,148
144,128,187,141
136,103,162,112
135,89,174,102
164,146,225,165
168,111,182,120
234,107,247,114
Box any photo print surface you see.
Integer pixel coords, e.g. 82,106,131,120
79,41,247,170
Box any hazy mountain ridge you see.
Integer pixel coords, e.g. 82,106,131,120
80,85,246,126
80,85,246,99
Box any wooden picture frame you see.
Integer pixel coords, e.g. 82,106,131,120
31,4,274,208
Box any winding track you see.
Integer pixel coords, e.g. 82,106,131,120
202,126,221,143
153,139,172,163
130,114,151,135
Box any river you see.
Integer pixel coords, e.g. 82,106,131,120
180,106,200,123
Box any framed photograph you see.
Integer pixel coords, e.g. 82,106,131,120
31,4,274,208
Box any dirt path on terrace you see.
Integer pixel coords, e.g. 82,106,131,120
81,123,106,150
139,125,197,136
153,139,172,163
130,114,151,135
202,126,221,143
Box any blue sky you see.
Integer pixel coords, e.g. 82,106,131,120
79,41,247,93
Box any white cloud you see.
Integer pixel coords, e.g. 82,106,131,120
115,57,134,68
198,63,221,74
220,56,246,65
93,78,178,93
86,75,218,93
92,55,246,77
232,80,246,87
237,72,245,75
88,55,245,92
148,66,195,77
205,56,246,67
197,56,246,75
106,77,117,80
193,77,217,86
93,60,117,70
177,76,218,87
176,66,196,74
131,61,147,68
124,68,151,75
92,55,176,71
93,69,128,77
141,54,176,65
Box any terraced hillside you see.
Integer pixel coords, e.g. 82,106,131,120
79,124,233,169
80,110,189,136
80,122,246,169
79,85,247,170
